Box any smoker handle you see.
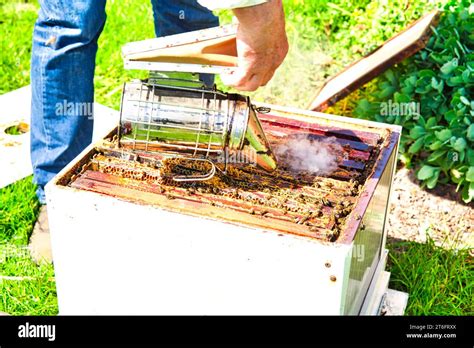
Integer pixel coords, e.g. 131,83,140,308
172,158,217,182
254,106,271,114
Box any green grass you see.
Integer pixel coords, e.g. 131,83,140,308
0,176,58,315
0,176,40,245
0,244,58,315
387,235,473,315
0,0,471,315
0,1,37,94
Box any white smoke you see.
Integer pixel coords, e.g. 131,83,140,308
275,135,343,175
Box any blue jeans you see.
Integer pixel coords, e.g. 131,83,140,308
31,0,219,204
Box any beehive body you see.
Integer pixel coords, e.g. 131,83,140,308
46,104,400,315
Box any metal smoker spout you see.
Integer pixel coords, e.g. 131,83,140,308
241,104,277,172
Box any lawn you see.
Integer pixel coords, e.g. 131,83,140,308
0,0,472,315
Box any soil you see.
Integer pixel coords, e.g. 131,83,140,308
387,167,473,251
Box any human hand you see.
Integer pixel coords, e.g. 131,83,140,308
221,0,288,91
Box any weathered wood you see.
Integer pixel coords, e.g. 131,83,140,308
260,113,381,145
308,10,440,112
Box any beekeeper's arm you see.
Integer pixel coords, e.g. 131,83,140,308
198,0,288,92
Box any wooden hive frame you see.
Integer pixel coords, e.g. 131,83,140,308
55,103,401,246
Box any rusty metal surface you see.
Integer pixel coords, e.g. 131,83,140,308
63,111,399,244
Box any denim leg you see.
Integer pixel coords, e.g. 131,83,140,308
150,0,219,87
31,0,107,204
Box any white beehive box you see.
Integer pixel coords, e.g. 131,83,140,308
46,104,401,315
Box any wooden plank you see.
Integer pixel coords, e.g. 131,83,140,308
342,159,365,171
266,130,372,153
260,114,381,146
308,10,440,111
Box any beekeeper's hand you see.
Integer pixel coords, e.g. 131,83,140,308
221,0,288,91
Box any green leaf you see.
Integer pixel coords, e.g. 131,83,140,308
449,117,462,128
462,69,471,83
419,69,436,78
401,86,414,95
444,110,457,123
431,77,444,93
426,170,440,189
409,126,426,139
408,137,425,154
426,117,438,129
405,75,417,87
427,149,446,162
466,167,474,182
399,153,411,165
467,124,474,141
394,92,411,103
460,96,470,106
417,117,426,128
429,140,443,151
435,129,452,142
358,99,370,110
417,165,437,180
378,86,396,99
461,182,473,203
453,138,467,152
440,58,458,75
415,85,432,94
467,149,474,166
448,75,464,86
469,182,474,202
384,69,398,86
452,174,464,185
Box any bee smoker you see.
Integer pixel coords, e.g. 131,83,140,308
118,77,277,181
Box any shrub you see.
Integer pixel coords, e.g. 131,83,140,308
348,0,474,203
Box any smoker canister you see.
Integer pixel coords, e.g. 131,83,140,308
118,79,277,180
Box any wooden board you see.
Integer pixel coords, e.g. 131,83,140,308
308,10,440,112
0,86,119,189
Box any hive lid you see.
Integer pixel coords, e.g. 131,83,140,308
308,10,440,112
122,24,238,74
